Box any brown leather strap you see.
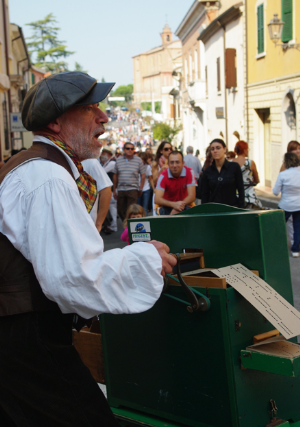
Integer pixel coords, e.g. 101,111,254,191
0,141,74,185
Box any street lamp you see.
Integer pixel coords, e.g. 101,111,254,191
268,14,284,43
268,13,300,50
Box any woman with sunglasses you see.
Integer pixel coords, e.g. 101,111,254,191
152,141,172,186
201,138,245,208
152,141,172,215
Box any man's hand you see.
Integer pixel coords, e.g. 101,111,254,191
138,190,143,198
147,240,177,278
113,189,118,200
172,201,185,212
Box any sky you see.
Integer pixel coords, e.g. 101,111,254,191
9,0,193,88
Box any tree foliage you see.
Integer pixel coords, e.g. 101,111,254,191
141,101,151,111
152,122,182,143
111,84,133,102
26,13,74,72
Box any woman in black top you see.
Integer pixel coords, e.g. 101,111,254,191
201,139,245,208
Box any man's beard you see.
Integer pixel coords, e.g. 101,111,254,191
69,128,100,161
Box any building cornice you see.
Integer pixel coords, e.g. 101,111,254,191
10,23,31,68
176,4,206,43
247,72,300,88
132,40,180,59
198,2,243,44
143,72,162,78
176,1,202,35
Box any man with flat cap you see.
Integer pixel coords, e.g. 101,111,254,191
0,72,176,426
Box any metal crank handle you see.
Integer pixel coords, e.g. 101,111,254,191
165,253,211,313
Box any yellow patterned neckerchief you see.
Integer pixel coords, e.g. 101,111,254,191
48,137,97,213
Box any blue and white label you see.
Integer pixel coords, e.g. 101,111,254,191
132,233,151,242
10,112,27,132
130,221,151,233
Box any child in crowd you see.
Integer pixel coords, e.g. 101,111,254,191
120,204,146,244
137,152,154,215
226,151,236,160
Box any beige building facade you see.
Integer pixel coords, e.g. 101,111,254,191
176,0,244,159
133,24,182,123
0,0,12,160
10,23,31,151
0,0,38,160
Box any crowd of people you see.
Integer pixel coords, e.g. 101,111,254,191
3,128,300,260
92,135,300,258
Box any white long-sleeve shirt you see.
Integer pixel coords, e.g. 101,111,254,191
272,166,300,211
0,136,163,318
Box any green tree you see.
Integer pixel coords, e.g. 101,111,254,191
112,84,133,102
26,13,74,72
141,102,151,111
152,122,182,143
155,101,161,113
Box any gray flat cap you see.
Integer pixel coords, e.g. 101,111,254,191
22,71,115,131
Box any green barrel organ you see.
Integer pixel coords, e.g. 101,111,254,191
101,205,300,427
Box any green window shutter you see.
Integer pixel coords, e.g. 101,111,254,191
282,0,293,43
257,4,264,54
31,73,35,85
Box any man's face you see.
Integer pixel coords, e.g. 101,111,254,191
123,144,135,158
58,104,108,161
100,150,112,164
169,153,184,177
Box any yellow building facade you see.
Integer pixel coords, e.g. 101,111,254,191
246,0,300,189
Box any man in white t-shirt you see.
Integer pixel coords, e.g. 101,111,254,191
82,159,112,232
100,147,118,233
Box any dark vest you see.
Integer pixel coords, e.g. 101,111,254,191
0,142,74,316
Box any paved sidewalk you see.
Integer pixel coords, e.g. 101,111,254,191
254,186,299,308
100,217,127,251
256,186,280,209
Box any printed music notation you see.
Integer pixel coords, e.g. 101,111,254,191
213,264,300,339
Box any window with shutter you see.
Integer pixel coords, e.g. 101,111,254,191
225,48,237,88
257,4,264,54
282,0,293,43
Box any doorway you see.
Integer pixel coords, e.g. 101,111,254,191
257,109,271,187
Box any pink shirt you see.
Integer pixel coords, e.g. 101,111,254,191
121,227,129,244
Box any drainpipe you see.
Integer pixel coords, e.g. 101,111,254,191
245,0,249,141
222,23,228,145
2,0,12,149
